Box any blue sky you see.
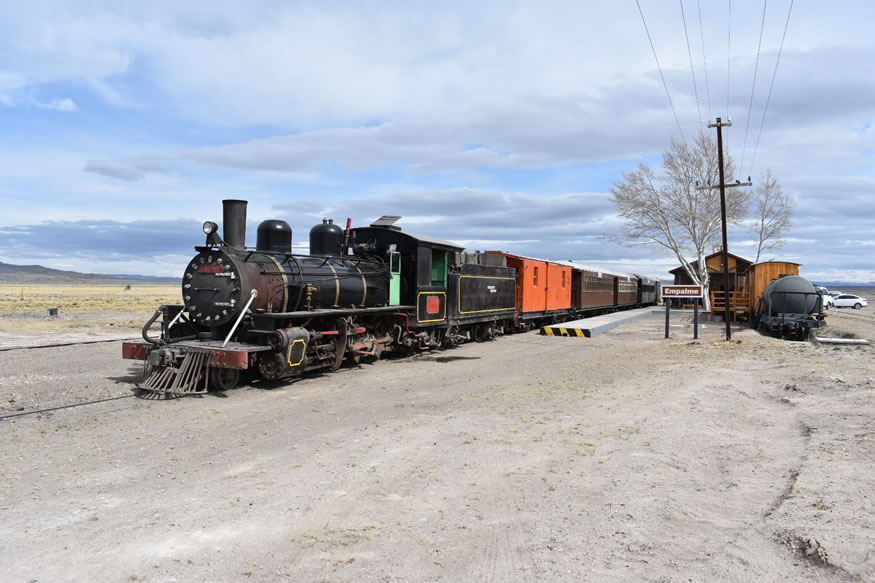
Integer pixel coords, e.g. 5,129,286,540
1,1,873,282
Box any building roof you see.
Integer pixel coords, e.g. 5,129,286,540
668,250,753,275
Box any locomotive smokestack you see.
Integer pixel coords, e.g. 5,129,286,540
222,199,248,249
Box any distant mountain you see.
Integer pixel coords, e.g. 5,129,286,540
813,281,875,288
0,261,177,284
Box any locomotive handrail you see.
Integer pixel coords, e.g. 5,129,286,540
141,306,164,345
166,303,188,330
222,289,258,348
142,305,196,345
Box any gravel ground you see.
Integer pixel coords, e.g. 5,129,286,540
0,309,872,582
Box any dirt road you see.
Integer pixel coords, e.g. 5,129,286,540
1,312,872,582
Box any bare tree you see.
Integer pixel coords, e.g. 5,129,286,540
751,168,793,263
609,133,748,310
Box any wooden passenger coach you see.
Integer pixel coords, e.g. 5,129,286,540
571,267,614,310
617,275,639,306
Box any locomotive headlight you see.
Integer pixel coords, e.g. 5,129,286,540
203,221,219,235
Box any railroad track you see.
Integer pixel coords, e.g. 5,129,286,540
0,337,138,352
0,393,140,421
0,337,160,420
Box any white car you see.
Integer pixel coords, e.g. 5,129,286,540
815,286,834,309
833,294,869,309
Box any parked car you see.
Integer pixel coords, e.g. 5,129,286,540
815,286,834,309
833,294,869,309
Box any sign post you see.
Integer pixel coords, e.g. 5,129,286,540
661,285,705,339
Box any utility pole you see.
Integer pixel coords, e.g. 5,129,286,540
696,117,752,341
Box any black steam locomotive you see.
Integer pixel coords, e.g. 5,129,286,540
123,200,655,395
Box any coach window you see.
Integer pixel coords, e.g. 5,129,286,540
534,266,539,287
562,271,566,288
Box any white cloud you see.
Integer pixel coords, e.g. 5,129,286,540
37,98,78,111
6,1,864,126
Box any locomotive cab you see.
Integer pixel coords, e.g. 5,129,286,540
352,217,462,327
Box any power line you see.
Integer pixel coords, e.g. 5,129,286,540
726,0,732,120
740,0,768,172
724,0,732,159
749,0,794,175
680,0,703,127
636,0,687,143
697,0,712,121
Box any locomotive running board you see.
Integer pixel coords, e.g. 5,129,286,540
138,348,214,396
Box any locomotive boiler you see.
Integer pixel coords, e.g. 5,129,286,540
187,214,389,327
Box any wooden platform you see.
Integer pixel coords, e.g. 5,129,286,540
541,307,662,338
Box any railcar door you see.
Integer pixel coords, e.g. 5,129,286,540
389,249,401,305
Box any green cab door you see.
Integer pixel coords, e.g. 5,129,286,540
389,250,401,305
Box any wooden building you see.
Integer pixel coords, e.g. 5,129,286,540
669,251,801,320
748,260,802,306
670,251,753,292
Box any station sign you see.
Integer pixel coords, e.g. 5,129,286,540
661,284,704,299
661,284,704,340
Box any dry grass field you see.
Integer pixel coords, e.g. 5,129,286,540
0,283,180,342
0,283,181,314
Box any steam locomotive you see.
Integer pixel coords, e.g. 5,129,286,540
123,200,659,395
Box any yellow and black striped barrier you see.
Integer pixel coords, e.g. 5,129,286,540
541,327,590,337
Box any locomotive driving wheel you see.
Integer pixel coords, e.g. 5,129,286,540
209,367,240,391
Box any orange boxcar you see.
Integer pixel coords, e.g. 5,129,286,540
488,252,571,314
546,262,572,311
